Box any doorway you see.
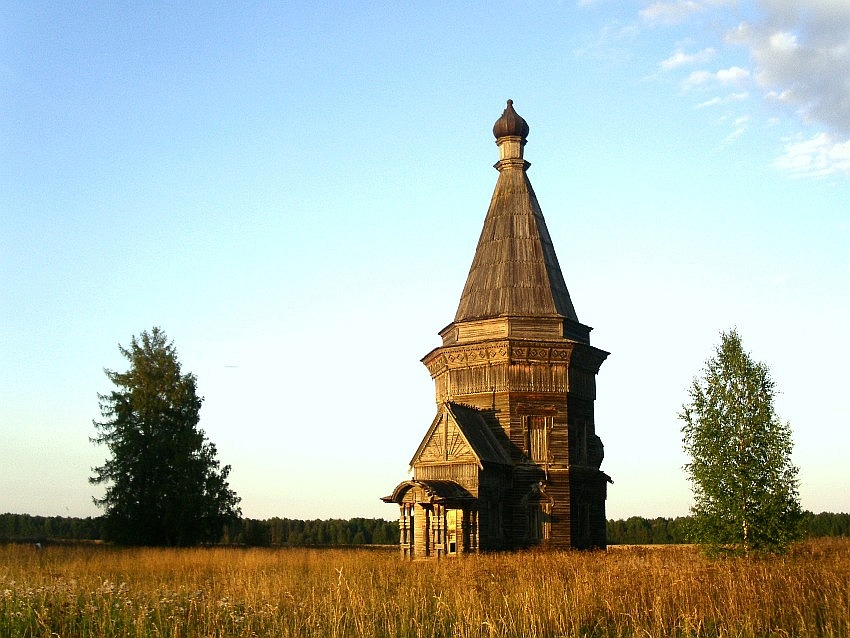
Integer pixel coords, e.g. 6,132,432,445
446,509,460,554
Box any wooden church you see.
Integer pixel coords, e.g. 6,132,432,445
382,100,611,557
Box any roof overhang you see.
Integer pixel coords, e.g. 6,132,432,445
381,479,476,505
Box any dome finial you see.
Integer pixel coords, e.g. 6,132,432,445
493,99,529,140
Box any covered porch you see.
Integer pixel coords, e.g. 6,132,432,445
382,479,478,559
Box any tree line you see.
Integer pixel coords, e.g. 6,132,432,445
223,517,399,546
2,511,847,546
607,512,850,545
0,513,398,546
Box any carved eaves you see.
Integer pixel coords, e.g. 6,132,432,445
422,340,577,377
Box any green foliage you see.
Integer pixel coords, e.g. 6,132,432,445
7,512,849,546
0,513,400,545
680,329,803,555
223,517,399,547
606,512,850,545
90,328,241,546
802,511,850,538
606,516,691,545
0,514,104,542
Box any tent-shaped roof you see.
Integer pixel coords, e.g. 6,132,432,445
454,101,579,324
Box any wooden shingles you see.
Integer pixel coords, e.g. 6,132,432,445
454,169,578,323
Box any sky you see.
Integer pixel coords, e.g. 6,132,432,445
2,1,848,522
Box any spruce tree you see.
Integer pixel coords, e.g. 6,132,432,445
680,329,802,554
90,328,241,545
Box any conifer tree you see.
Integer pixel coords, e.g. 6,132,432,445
680,329,802,554
90,328,240,545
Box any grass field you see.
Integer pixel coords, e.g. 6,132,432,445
1,538,848,637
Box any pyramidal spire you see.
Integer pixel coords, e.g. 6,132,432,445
453,100,579,324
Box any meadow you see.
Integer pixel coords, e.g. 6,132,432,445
1,539,848,637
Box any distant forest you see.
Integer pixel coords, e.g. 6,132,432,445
0,514,398,546
608,512,850,544
2,512,848,546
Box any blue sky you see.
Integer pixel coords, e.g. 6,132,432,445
2,1,848,521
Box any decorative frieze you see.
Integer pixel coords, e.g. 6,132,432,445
424,340,576,377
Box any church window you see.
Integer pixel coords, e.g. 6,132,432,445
528,416,548,463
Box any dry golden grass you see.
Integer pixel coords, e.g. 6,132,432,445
1,539,848,637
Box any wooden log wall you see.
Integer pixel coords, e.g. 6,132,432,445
569,467,609,549
431,362,572,401
414,462,478,492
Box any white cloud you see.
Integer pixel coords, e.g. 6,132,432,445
727,20,752,44
716,66,750,85
640,0,850,177
660,47,716,70
640,0,733,25
640,1,703,25
683,69,713,88
696,92,749,108
774,132,850,178
682,67,750,90
722,115,751,145
576,20,641,62
739,3,850,137
697,96,723,108
768,31,798,52
765,89,794,104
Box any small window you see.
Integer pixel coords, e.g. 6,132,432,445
528,416,547,463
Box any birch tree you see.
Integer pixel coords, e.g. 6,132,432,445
680,329,802,554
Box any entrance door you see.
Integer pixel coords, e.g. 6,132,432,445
446,509,460,554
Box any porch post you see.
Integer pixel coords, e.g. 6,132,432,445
414,503,430,557
400,504,413,559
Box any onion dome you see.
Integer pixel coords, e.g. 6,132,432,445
492,99,529,140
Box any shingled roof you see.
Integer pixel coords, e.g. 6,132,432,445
454,100,579,324
445,402,512,466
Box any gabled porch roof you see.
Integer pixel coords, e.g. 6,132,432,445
380,479,476,505
409,401,512,469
